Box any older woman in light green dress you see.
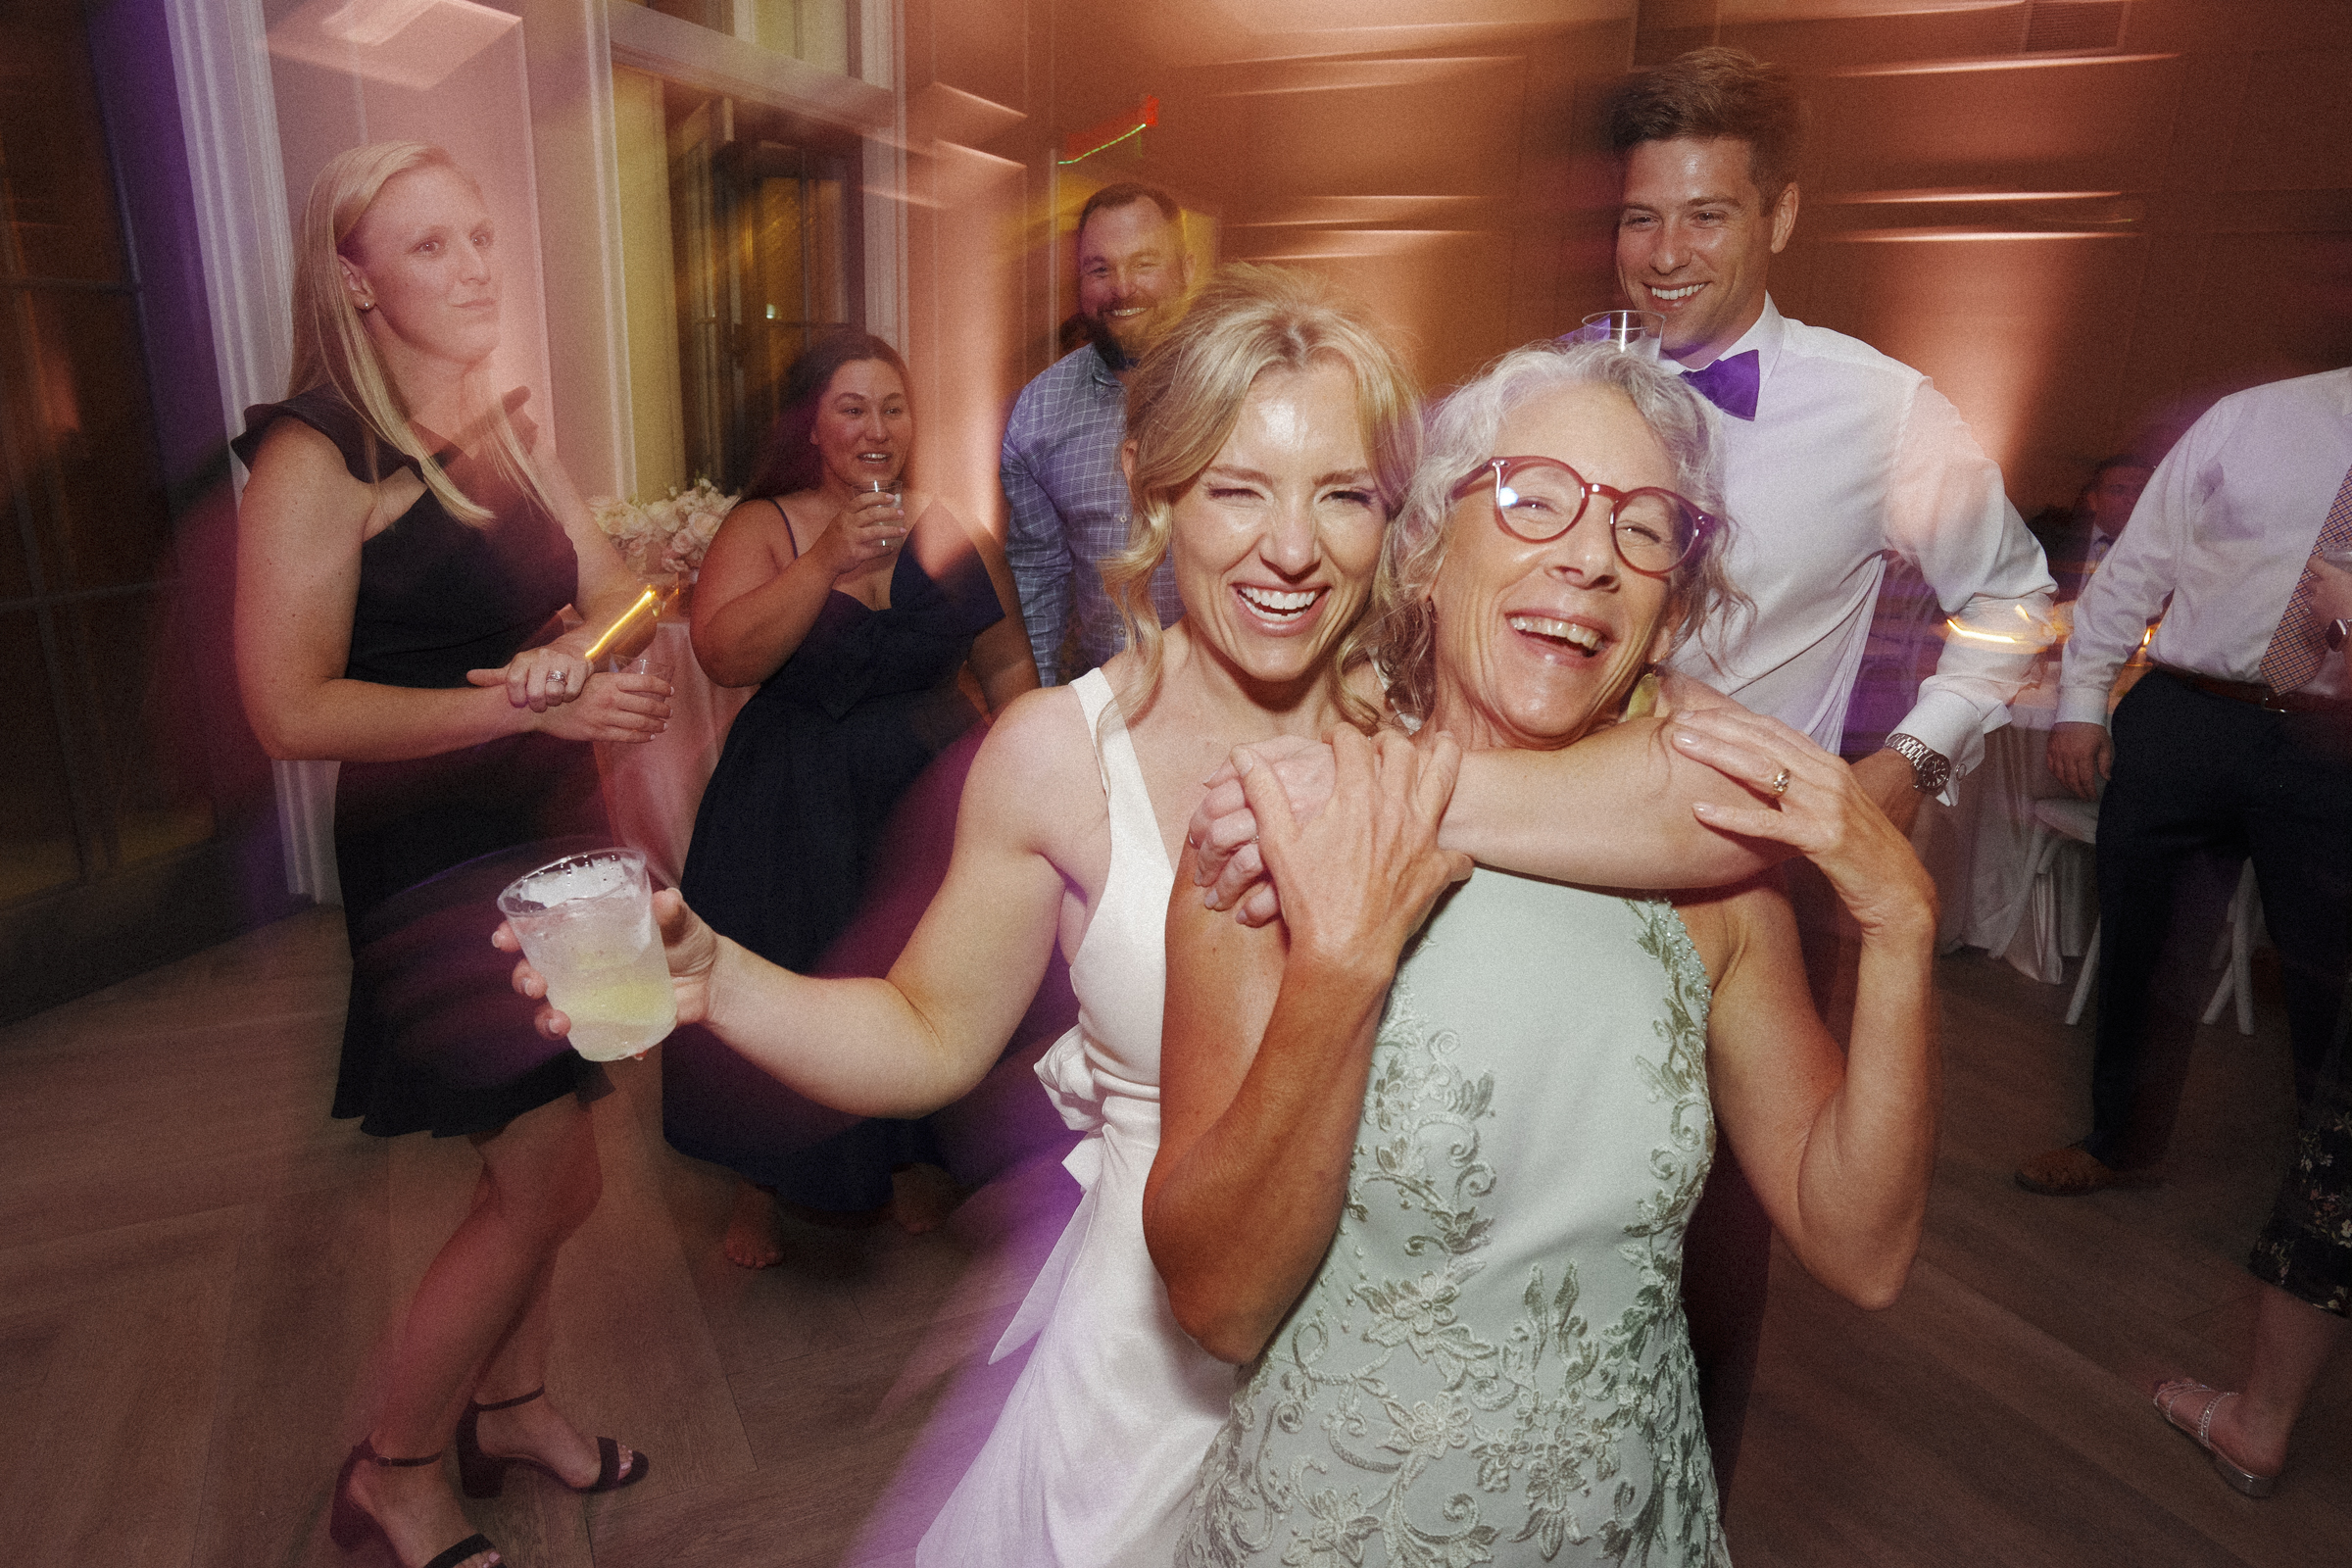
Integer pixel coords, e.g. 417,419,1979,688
1147,340,1942,1566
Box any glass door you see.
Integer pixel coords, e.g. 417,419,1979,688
667,93,856,489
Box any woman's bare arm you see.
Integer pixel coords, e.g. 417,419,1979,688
691,495,863,687
1146,733,1470,1363
1189,685,1785,924
1441,710,1780,886
509,682,1088,1114
234,419,664,760
1676,706,1940,1309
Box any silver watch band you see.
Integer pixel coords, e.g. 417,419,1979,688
1885,731,1951,794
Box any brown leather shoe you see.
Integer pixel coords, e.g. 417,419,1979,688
2014,1145,2164,1196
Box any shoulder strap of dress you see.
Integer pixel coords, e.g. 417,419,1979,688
231,385,417,487
768,497,800,561
1071,668,1169,876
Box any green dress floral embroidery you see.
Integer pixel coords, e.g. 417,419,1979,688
1177,871,1730,1567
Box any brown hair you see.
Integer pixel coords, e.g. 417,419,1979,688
1076,181,1182,242
741,330,912,499
1604,46,1805,206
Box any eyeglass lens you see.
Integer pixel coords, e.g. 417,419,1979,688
1492,459,1696,572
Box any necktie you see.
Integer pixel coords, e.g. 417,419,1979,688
1681,350,1760,420
2257,462,2352,695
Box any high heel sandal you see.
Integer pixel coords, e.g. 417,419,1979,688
455,1386,650,1499
330,1439,501,1568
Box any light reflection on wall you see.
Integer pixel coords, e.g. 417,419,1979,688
1820,229,2140,497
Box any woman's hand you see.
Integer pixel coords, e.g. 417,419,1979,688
1671,706,1936,937
1244,728,1472,973
813,486,909,579
1187,733,1334,925
494,669,671,744
499,887,718,1039
472,642,595,713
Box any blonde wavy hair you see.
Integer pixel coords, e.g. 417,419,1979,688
1370,339,1748,728
288,141,550,523
1100,265,1420,728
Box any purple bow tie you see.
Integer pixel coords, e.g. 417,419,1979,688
1681,350,1760,420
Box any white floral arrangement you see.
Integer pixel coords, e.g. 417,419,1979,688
587,478,738,581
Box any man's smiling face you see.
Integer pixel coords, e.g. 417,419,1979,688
1075,199,1191,365
1614,135,1796,368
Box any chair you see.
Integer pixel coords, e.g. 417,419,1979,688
2199,860,2264,1037
2021,798,2103,1024
2023,798,2266,1033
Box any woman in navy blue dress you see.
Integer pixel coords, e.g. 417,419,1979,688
665,332,1036,1266
236,143,665,1568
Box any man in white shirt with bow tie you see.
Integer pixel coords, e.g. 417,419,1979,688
1602,45,2054,1494
1609,47,2056,831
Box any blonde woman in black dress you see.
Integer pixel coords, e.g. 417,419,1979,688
235,143,664,1568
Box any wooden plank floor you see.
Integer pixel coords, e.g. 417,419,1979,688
2,906,2344,1566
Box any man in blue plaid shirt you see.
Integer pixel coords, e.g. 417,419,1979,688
1002,183,1193,683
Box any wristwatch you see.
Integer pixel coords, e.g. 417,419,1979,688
1885,732,1953,795
2328,617,2350,652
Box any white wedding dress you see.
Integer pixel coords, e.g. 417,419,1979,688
916,667,1238,1566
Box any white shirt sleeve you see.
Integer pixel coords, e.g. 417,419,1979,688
1884,379,2057,774
2057,415,2208,728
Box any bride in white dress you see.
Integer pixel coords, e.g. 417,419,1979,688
509,269,1779,1565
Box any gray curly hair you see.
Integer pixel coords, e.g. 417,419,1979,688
1370,339,1747,726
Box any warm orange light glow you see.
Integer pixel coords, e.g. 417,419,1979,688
584,587,662,664
1824,190,2125,205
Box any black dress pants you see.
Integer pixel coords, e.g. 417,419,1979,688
2083,670,2352,1168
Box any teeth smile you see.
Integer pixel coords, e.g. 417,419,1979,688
1652,283,1703,301
1508,614,1602,652
1238,586,1320,618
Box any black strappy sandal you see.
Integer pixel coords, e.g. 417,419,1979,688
329,1439,501,1568
455,1386,649,1498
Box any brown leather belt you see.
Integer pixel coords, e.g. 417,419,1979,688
2156,664,2352,714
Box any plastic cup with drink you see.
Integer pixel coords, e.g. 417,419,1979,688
498,848,677,1061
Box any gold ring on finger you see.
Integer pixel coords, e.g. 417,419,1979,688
1770,765,1790,798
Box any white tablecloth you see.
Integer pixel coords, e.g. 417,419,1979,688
1914,656,2094,982
596,619,751,888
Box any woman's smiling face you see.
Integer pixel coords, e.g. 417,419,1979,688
1164,357,1387,691
808,358,911,492
1426,381,1677,751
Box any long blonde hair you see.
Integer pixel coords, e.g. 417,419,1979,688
1102,265,1420,728
288,142,550,523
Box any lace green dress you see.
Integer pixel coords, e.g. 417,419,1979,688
1177,871,1730,1568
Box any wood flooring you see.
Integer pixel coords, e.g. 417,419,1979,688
2,906,2344,1566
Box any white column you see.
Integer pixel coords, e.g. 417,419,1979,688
163,0,344,905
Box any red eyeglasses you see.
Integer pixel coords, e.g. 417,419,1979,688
1450,456,1713,575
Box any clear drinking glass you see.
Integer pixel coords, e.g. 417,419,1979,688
497,848,677,1061
1572,310,1666,359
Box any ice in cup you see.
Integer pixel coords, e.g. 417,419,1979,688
497,848,677,1061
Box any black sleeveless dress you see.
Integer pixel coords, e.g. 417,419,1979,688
663,505,1004,1210
234,387,609,1139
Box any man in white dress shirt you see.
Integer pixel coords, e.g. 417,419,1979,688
1601,46,2054,1491
1610,48,2056,830
2016,368,2352,1196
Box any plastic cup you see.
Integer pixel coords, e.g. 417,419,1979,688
1573,310,1666,359
497,848,676,1061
